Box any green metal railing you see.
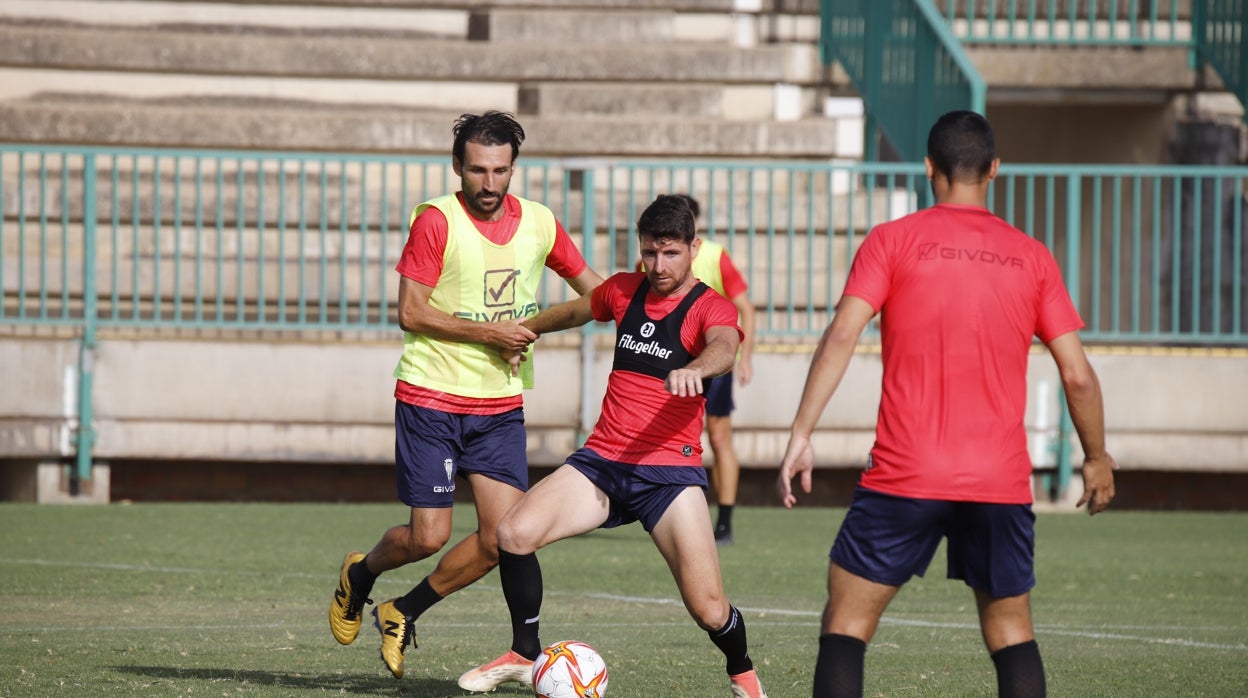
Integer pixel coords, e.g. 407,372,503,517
937,0,1191,46
822,0,987,161
4,146,1245,340
3,145,1247,483
1194,0,1248,116
0,147,595,333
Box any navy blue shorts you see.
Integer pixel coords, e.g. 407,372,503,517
394,401,528,508
830,487,1036,599
703,372,735,417
565,448,708,533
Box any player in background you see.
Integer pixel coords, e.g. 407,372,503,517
328,111,603,680
645,194,755,545
777,111,1116,698
458,194,768,698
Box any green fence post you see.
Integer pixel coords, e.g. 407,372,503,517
75,153,98,483
1055,173,1083,496
864,112,879,163
1054,385,1074,500
863,0,884,162
1190,0,1205,71
577,166,597,446
1242,5,1248,114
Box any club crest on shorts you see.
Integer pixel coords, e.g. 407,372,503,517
433,457,457,494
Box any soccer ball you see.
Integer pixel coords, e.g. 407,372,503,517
531,640,609,698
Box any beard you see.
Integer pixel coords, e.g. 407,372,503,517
466,189,505,218
648,272,689,295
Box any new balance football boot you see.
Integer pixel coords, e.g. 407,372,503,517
373,599,418,679
328,551,372,645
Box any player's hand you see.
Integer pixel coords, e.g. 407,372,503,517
488,318,538,352
777,433,815,509
736,355,753,386
500,347,527,377
664,368,704,397
1076,451,1118,516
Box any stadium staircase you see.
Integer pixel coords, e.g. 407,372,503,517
822,0,1247,165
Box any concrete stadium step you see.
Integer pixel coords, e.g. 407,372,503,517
1,154,901,237
1,0,818,46
0,95,846,158
464,7,818,46
0,67,518,115
968,45,1201,92
518,81,832,121
23,0,778,11
468,8,680,44
16,0,812,17
2,244,850,329
0,1,468,38
1,225,854,322
0,21,819,85
0,68,847,127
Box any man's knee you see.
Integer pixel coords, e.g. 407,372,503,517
404,510,454,558
689,597,730,631
496,515,537,556
676,583,729,630
473,533,501,567
706,416,734,449
976,591,1035,652
407,528,451,558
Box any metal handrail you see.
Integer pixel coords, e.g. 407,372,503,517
822,0,987,161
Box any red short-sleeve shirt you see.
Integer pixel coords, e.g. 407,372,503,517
585,272,742,465
844,204,1083,503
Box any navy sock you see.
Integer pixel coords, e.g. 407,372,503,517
813,633,866,698
348,558,378,599
393,577,442,620
716,504,735,532
709,605,753,675
498,548,543,660
991,639,1046,698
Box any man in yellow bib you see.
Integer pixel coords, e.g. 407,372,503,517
675,194,756,545
328,111,603,680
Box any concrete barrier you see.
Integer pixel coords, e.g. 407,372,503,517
1,333,1244,504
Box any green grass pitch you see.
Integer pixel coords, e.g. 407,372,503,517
1,502,1245,696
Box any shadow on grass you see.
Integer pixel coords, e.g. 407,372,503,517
108,665,533,696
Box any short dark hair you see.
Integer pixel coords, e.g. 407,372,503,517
927,110,995,182
638,194,696,245
452,111,525,163
673,193,700,221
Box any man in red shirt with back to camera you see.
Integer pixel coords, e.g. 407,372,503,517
778,110,1117,698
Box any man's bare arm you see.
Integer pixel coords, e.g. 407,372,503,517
398,276,535,351
1047,331,1117,515
730,291,756,385
665,325,739,398
565,267,604,296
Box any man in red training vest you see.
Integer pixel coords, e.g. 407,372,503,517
459,194,768,698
